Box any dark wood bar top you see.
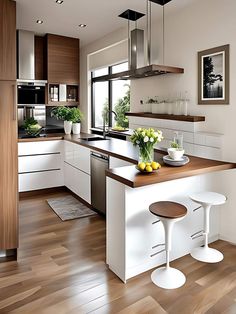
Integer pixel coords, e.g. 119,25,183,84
126,112,205,122
106,152,236,188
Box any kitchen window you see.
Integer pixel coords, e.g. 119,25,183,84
91,62,130,129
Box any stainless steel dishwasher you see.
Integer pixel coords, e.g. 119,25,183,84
91,152,109,215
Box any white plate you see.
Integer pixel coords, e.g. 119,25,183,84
164,155,185,162
163,155,190,167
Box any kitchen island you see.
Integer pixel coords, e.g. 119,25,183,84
106,153,236,283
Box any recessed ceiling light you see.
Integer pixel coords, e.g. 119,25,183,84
36,20,43,24
56,0,63,4
78,24,87,28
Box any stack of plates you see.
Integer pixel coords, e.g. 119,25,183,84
163,155,190,167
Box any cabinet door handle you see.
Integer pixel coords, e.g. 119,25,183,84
12,84,17,121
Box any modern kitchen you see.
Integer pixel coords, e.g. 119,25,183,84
1,0,236,313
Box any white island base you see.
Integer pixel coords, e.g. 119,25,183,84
106,172,229,283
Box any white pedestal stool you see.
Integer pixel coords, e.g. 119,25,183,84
190,191,226,263
149,201,187,289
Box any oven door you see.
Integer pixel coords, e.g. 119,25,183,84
17,85,45,105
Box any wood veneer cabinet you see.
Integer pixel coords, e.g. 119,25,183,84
35,36,46,81
0,81,18,250
0,0,18,256
46,34,80,84
0,0,16,81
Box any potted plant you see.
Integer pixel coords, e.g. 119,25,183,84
70,107,84,134
51,106,73,135
131,128,163,164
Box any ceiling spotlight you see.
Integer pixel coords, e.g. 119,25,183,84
56,0,64,4
36,20,43,24
78,24,87,28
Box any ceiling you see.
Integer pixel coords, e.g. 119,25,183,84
16,0,196,47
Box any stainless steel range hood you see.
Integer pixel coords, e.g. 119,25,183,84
93,1,184,82
17,30,47,84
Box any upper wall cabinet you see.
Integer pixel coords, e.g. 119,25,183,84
0,0,16,81
46,34,80,84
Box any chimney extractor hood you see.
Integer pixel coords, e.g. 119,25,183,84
17,30,47,84
93,2,184,82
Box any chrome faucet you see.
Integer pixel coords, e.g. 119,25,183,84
103,110,117,139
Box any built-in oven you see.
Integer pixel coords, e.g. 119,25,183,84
17,82,46,127
17,83,46,105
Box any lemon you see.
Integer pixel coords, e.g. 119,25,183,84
138,162,146,171
146,162,151,166
145,165,153,172
151,161,161,170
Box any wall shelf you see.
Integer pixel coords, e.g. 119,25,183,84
125,112,205,122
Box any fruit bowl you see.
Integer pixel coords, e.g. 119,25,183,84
136,161,161,174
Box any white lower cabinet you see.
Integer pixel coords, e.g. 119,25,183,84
19,170,63,192
18,140,64,192
64,162,91,204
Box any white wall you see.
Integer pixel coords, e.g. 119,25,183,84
80,0,236,242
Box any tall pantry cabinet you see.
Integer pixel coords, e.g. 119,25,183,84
0,0,18,258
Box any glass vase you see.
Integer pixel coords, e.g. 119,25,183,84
138,145,154,164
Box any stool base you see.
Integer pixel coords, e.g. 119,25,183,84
191,246,223,263
151,266,186,289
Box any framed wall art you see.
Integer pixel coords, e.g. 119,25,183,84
198,44,229,105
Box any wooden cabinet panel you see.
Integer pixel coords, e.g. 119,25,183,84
0,0,16,81
47,34,80,84
35,36,46,81
0,81,18,249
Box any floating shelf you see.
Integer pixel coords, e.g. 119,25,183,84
125,112,205,122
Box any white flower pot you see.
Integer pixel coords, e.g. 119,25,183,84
72,122,81,135
64,121,72,135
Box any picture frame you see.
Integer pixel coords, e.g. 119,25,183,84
198,44,229,105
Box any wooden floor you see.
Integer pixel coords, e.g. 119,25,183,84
0,190,236,313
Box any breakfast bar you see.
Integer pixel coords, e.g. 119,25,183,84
106,154,236,282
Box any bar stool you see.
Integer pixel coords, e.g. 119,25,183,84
149,201,187,289
190,191,226,263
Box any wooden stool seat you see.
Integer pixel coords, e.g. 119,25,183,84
149,201,187,219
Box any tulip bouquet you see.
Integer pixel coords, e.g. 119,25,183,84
131,128,163,164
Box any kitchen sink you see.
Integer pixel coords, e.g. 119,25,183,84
80,136,109,141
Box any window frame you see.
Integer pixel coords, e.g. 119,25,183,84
91,62,129,129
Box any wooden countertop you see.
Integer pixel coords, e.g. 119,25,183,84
106,151,236,188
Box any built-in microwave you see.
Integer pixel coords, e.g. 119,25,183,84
17,83,46,105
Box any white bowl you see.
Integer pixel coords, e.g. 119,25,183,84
167,148,185,161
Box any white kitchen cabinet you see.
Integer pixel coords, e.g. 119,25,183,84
64,141,90,174
19,154,61,173
19,170,63,192
18,140,64,192
18,140,62,156
64,162,91,204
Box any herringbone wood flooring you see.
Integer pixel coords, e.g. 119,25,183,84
0,190,236,313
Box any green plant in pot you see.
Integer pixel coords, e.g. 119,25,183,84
23,117,42,137
51,106,74,135
70,107,84,134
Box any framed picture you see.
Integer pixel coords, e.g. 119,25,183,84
198,44,229,105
